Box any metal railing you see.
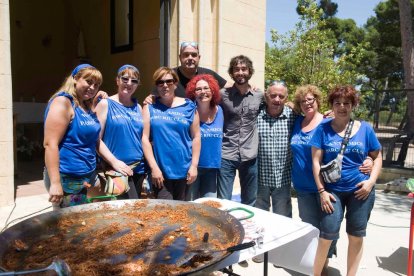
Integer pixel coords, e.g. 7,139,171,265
356,89,414,170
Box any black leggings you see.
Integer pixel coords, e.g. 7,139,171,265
153,179,187,201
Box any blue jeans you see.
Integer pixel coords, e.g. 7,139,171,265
186,168,218,201
319,189,375,240
297,191,337,257
255,185,292,217
217,158,258,206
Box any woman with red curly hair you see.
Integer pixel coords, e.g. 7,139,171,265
185,74,223,200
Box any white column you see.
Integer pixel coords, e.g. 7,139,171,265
0,0,15,207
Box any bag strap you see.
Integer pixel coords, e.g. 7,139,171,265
339,119,354,155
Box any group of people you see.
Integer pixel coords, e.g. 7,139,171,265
43,41,382,276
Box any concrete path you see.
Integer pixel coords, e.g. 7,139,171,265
1,160,413,275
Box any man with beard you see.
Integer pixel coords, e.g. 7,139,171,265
173,42,227,97
217,55,264,206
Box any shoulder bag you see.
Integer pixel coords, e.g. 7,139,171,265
320,119,354,183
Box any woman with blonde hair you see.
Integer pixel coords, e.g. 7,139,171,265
44,64,127,207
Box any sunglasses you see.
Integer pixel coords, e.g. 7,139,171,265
180,41,199,51
156,79,175,87
266,80,287,88
120,77,139,84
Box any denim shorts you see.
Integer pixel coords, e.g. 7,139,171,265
297,191,337,257
319,189,375,240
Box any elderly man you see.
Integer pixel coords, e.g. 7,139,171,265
217,55,264,206
255,81,296,217
173,41,227,97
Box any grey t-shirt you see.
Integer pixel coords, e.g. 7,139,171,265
220,85,264,162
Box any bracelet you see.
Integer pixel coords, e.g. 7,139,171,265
318,189,325,194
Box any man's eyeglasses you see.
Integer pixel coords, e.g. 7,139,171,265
266,80,287,88
156,79,175,87
120,77,139,85
301,97,316,104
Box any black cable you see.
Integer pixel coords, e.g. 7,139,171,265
1,204,52,233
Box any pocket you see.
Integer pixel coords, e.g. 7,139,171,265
245,106,259,120
60,174,89,194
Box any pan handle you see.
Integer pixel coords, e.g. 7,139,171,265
227,207,254,221
86,195,117,203
226,241,256,253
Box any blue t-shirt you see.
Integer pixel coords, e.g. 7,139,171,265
291,116,331,193
199,105,224,169
309,120,381,192
102,98,145,173
148,99,196,179
44,92,101,176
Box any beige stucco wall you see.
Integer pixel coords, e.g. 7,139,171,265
0,0,15,206
170,0,266,90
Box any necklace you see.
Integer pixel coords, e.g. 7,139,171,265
200,106,216,123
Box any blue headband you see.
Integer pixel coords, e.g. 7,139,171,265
71,64,95,77
118,64,139,74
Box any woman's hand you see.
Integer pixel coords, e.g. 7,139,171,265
186,165,198,184
48,183,64,203
151,167,164,188
143,94,156,105
92,90,109,109
320,191,336,214
359,157,373,174
354,180,375,200
111,160,133,176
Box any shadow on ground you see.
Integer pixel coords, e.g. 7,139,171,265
374,192,412,214
376,247,412,276
14,158,44,186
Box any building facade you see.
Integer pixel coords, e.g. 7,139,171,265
0,0,266,207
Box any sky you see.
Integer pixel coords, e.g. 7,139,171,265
266,0,383,43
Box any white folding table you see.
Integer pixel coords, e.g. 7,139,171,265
194,198,319,275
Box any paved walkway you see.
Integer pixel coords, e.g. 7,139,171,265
1,160,413,275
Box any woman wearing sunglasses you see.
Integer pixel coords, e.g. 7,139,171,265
185,74,223,200
309,85,382,276
142,67,201,201
95,64,147,199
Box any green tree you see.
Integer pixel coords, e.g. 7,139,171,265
266,0,364,109
359,0,412,90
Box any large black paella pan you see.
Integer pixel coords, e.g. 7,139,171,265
0,199,247,275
